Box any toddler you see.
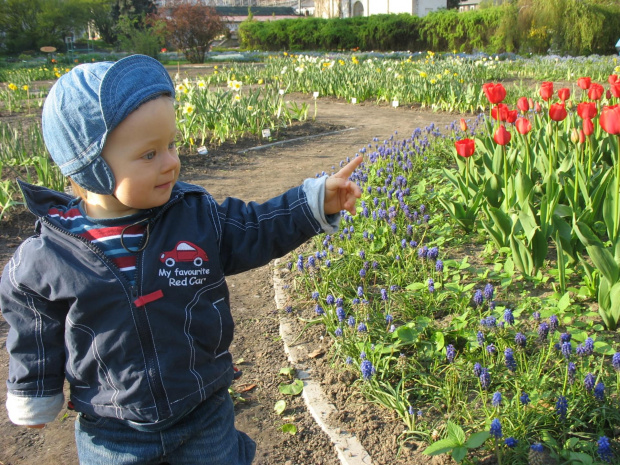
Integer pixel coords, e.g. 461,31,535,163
1,54,362,464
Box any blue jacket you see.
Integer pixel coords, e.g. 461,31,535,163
1,180,331,426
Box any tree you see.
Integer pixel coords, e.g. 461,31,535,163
159,1,227,64
88,0,117,44
0,0,91,54
111,0,156,29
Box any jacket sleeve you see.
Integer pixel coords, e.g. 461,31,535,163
1,240,67,425
215,177,339,276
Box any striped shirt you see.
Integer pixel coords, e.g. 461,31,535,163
48,201,148,285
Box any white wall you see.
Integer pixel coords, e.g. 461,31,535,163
417,0,444,16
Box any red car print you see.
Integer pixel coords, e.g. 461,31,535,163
160,241,208,267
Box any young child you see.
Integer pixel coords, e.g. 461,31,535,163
1,54,362,464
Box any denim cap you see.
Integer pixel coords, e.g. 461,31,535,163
42,54,175,195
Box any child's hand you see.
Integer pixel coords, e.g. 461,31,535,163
324,156,363,216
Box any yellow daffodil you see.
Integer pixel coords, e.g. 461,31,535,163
214,65,218,70
54,72,61,78
419,72,427,78
197,80,206,88
233,94,241,102
8,83,17,91
338,59,345,66
258,78,264,85
22,85,28,91
247,106,254,111
176,84,187,93
183,102,195,115
430,79,436,84
352,56,359,65
189,137,194,146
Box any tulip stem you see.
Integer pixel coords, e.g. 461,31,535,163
615,136,620,242
503,145,508,207
465,157,470,202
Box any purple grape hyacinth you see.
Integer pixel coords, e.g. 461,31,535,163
446,344,456,363
598,436,614,463
360,360,374,380
472,290,484,308
556,395,568,420
490,418,502,439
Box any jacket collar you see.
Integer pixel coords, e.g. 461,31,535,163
17,180,206,219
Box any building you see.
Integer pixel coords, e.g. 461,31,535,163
315,0,448,19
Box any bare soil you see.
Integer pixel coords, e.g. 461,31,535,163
0,65,464,465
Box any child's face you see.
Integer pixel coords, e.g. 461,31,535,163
94,97,180,217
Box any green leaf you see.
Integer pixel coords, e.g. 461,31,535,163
279,367,296,377
423,438,459,456
446,421,465,445
464,431,490,449
278,379,304,396
574,222,619,283
451,446,468,463
567,452,593,465
281,423,297,435
433,331,445,351
274,400,286,415
394,326,419,344
405,282,426,291
557,292,571,311
594,341,615,355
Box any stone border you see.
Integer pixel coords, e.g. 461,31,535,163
273,259,373,465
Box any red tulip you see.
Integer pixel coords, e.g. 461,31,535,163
482,82,507,104
579,129,586,144
491,103,510,121
493,124,511,145
577,77,591,90
517,97,529,112
515,117,532,135
588,83,604,101
557,88,570,102
611,83,620,98
455,138,476,157
460,118,468,132
534,102,542,113
577,102,597,119
607,90,612,100
583,118,594,136
539,81,554,101
528,97,534,109
506,109,518,124
549,103,567,121
608,74,618,85
599,105,620,135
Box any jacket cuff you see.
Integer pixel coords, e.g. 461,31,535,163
302,176,341,234
6,392,64,425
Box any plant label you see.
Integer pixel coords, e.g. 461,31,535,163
197,146,208,155
351,97,357,104
262,128,271,138
392,100,399,108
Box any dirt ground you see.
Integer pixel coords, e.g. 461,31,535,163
0,65,464,465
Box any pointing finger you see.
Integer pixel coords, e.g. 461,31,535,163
334,155,363,180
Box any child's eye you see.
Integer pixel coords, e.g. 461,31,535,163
143,151,156,160
168,141,177,151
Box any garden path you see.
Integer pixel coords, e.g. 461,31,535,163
0,85,462,465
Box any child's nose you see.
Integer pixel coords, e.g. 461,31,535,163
161,149,179,172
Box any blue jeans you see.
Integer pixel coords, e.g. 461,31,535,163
74,388,256,464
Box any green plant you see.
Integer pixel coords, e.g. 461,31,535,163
423,421,490,463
